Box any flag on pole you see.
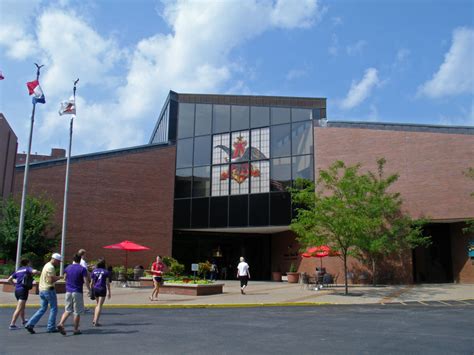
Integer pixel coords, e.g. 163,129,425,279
0,71,4,80
26,80,46,104
58,96,76,115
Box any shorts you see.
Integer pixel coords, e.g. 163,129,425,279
153,276,163,284
15,288,29,301
93,287,107,298
65,292,85,315
239,276,249,288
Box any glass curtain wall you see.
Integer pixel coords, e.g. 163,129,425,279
174,102,315,228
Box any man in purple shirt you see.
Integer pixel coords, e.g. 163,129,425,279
7,259,39,330
57,254,90,335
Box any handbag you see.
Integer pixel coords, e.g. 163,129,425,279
89,287,96,300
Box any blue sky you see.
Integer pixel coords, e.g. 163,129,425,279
0,0,472,155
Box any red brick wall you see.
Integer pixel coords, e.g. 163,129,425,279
451,223,474,283
0,113,17,201
14,145,176,268
314,127,474,220
313,127,474,283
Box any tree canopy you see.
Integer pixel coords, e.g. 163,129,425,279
290,159,429,294
0,195,59,267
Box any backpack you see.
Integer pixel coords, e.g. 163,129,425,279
22,271,34,290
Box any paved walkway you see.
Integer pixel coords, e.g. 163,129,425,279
1,281,473,308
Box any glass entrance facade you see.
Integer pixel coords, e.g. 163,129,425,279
161,93,325,230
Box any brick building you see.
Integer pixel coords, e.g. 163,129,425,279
0,113,17,202
11,92,474,283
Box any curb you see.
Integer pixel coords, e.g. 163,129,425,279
0,302,331,309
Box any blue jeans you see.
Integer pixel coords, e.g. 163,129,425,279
26,289,58,331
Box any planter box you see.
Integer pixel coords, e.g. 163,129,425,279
271,272,282,282
286,272,300,283
1,280,66,294
139,278,223,296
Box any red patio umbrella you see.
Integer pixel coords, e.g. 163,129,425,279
103,240,150,274
301,245,338,268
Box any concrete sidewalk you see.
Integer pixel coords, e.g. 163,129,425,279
1,281,473,308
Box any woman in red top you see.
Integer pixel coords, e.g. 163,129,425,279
149,256,165,301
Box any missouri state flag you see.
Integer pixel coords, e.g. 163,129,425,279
58,96,76,115
26,80,46,104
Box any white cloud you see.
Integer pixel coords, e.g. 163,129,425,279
328,33,339,56
396,48,410,62
286,69,306,80
29,0,323,152
340,68,380,110
37,10,123,97
0,0,42,59
346,40,367,56
331,17,343,26
418,27,474,98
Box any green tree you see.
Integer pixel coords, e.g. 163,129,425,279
355,158,430,286
290,159,430,294
463,167,474,234
290,161,373,295
0,196,59,267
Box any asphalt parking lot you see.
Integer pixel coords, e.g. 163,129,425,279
1,304,473,354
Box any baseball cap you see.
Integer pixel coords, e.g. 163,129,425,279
51,253,62,261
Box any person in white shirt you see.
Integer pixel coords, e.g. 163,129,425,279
236,257,250,295
78,249,88,270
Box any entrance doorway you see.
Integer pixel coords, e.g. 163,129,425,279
172,231,271,280
412,223,454,283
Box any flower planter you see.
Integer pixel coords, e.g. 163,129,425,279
138,278,223,296
1,280,66,294
286,272,300,283
271,271,282,282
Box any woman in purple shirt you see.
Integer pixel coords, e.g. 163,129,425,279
7,259,39,330
90,258,111,326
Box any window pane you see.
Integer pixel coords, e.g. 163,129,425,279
271,107,290,125
249,193,269,226
212,133,230,165
230,163,249,195
292,108,312,122
193,135,211,166
270,192,291,225
271,158,291,192
250,161,269,193
176,138,193,168
175,168,192,198
173,199,190,228
191,198,209,228
213,105,230,133
250,128,270,160
211,165,229,196
193,166,211,197
210,196,228,227
271,124,291,158
251,106,270,128
291,121,313,155
177,103,194,138
231,131,250,162
231,105,249,131
229,195,248,227
292,155,314,182
195,104,212,136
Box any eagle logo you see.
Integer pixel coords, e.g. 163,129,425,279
214,135,268,184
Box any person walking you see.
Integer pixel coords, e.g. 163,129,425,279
7,259,40,330
77,249,88,270
148,256,165,301
90,258,111,326
237,257,250,295
57,254,90,336
25,253,63,334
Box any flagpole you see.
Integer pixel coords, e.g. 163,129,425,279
59,78,79,275
15,63,44,270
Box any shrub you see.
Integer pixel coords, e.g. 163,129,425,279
170,261,185,276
